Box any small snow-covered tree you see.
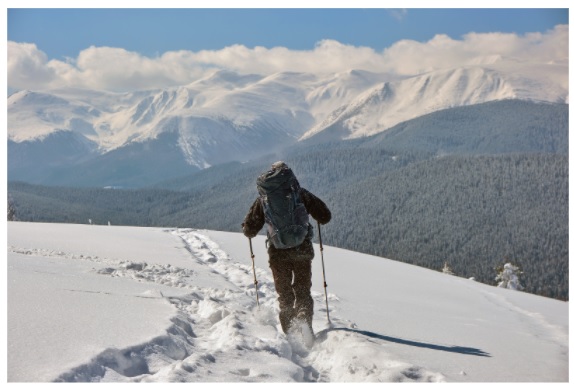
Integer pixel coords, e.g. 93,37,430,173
8,195,16,221
442,261,454,275
495,263,524,291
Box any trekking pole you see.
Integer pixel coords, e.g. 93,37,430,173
248,238,260,308
317,222,331,325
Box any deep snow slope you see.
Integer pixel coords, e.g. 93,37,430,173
7,222,568,382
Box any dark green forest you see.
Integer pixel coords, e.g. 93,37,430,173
8,100,569,300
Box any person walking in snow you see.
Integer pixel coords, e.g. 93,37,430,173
242,161,331,336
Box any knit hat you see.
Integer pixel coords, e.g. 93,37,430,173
271,161,288,170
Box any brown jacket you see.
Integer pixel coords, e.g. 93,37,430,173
242,188,331,261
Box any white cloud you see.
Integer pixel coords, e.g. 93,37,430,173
7,42,57,87
7,25,568,92
378,25,569,75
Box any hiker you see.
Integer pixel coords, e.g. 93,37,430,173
242,161,331,335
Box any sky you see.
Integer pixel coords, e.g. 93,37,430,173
8,8,568,60
5,7,570,93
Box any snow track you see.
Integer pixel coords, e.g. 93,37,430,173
12,228,444,382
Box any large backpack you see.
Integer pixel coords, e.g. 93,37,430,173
256,166,310,249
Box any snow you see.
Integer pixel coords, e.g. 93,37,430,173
301,65,568,141
7,222,568,382
8,62,568,170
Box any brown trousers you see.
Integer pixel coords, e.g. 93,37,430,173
269,257,314,334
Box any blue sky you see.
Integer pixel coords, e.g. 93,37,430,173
6,7,569,93
8,8,568,60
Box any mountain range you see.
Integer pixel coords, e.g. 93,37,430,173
7,60,568,187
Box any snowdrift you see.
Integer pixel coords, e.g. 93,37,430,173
7,222,568,382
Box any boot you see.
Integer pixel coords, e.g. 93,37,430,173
278,307,295,334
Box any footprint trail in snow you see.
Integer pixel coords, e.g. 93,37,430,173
52,229,445,382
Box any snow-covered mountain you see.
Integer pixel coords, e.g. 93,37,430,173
7,222,568,382
8,72,312,169
301,66,568,141
7,62,568,186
